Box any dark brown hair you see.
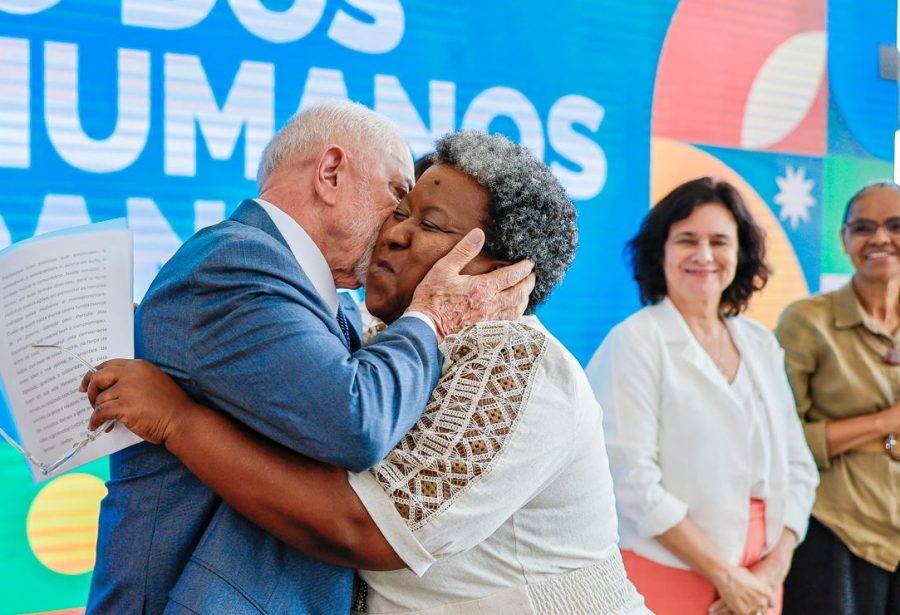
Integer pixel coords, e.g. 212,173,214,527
626,177,769,317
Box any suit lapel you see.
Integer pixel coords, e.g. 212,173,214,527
229,199,348,342
230,199,292,253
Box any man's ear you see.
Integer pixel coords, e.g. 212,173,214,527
313,144,347,207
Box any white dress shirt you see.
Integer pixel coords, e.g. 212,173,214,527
730,361,773,499
585,298,818,570
256,198,339,313
254,199,436,335
349,317,647,614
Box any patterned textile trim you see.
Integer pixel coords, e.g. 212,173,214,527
527,549,646,614
369,321,548,530
352,575,369,613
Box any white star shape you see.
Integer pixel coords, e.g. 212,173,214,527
774,165,816,229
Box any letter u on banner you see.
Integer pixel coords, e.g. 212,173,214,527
44,42,150,174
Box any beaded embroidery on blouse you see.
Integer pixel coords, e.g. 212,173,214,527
367,320,548,530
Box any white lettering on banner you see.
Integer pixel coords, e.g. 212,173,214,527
297,67,350,112
1,42,609,200
328,0,404,54
126,197,183,301
120,0,403,54
0,0,60,15
44,43,150,173
35,195,90,236
548,95,607,200
122,0,215,29
375,76,454,159
0,37,29,169
194,199,226,232
164,54,274,180
229,0,326,44
462,86,546,161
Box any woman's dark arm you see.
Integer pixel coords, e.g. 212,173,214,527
824,407,900,458
83,359,404,571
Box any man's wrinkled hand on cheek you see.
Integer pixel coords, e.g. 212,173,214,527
407,229,535,340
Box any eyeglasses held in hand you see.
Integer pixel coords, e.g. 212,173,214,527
0,344,114,475
842,216,900,238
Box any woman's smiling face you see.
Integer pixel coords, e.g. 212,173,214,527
663,202,739,307
842,186,900,284
365,163,501,324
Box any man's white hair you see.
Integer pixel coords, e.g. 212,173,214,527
257,100,404,188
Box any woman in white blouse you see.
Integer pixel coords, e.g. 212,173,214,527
80,132,646,614
586,178,818,615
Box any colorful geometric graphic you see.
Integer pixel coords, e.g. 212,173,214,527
651,0,829,326
828,0,899,160
0,444,106,613
653,0,827,156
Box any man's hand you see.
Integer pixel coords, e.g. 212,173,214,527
80,359,192,445
407,228,535,339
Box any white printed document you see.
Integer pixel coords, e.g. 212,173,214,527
0,220,140,482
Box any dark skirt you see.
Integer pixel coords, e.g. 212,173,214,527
783,516,899,615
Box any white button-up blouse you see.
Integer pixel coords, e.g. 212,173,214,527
585,298,818,570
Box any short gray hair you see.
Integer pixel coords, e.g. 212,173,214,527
257,100,404,187
435,131,578,312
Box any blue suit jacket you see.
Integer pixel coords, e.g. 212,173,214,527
87,201,442,614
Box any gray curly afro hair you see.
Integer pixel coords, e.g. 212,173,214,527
435,130,578,313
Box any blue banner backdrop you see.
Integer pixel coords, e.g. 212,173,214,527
0,1,894,611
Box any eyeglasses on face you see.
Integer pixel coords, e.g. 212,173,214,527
842,217,900,238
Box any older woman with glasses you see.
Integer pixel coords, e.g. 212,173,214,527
587,177,818,615
776,181,900,615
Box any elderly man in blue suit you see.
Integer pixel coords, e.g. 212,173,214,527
86,101,534,614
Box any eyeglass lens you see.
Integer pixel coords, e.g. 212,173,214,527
846,217,900,237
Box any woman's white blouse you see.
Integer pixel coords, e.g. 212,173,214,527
585,298,818,570
730,361,772,499
349,316,647,614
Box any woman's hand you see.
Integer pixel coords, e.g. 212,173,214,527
80,359,192,444
748,555,789,596
710,564,776,615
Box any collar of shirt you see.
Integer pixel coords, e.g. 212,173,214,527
833,282,864,330
833,281,900,343
254,198,339,315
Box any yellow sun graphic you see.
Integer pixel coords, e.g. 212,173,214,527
26,473,107,575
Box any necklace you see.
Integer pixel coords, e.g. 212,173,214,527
859,328,900,365
702,324,734,378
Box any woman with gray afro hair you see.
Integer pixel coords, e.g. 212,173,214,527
78,130,646,613
434,130,578,312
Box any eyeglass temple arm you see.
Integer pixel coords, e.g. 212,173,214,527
0,425,43,467
31,344,98,373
